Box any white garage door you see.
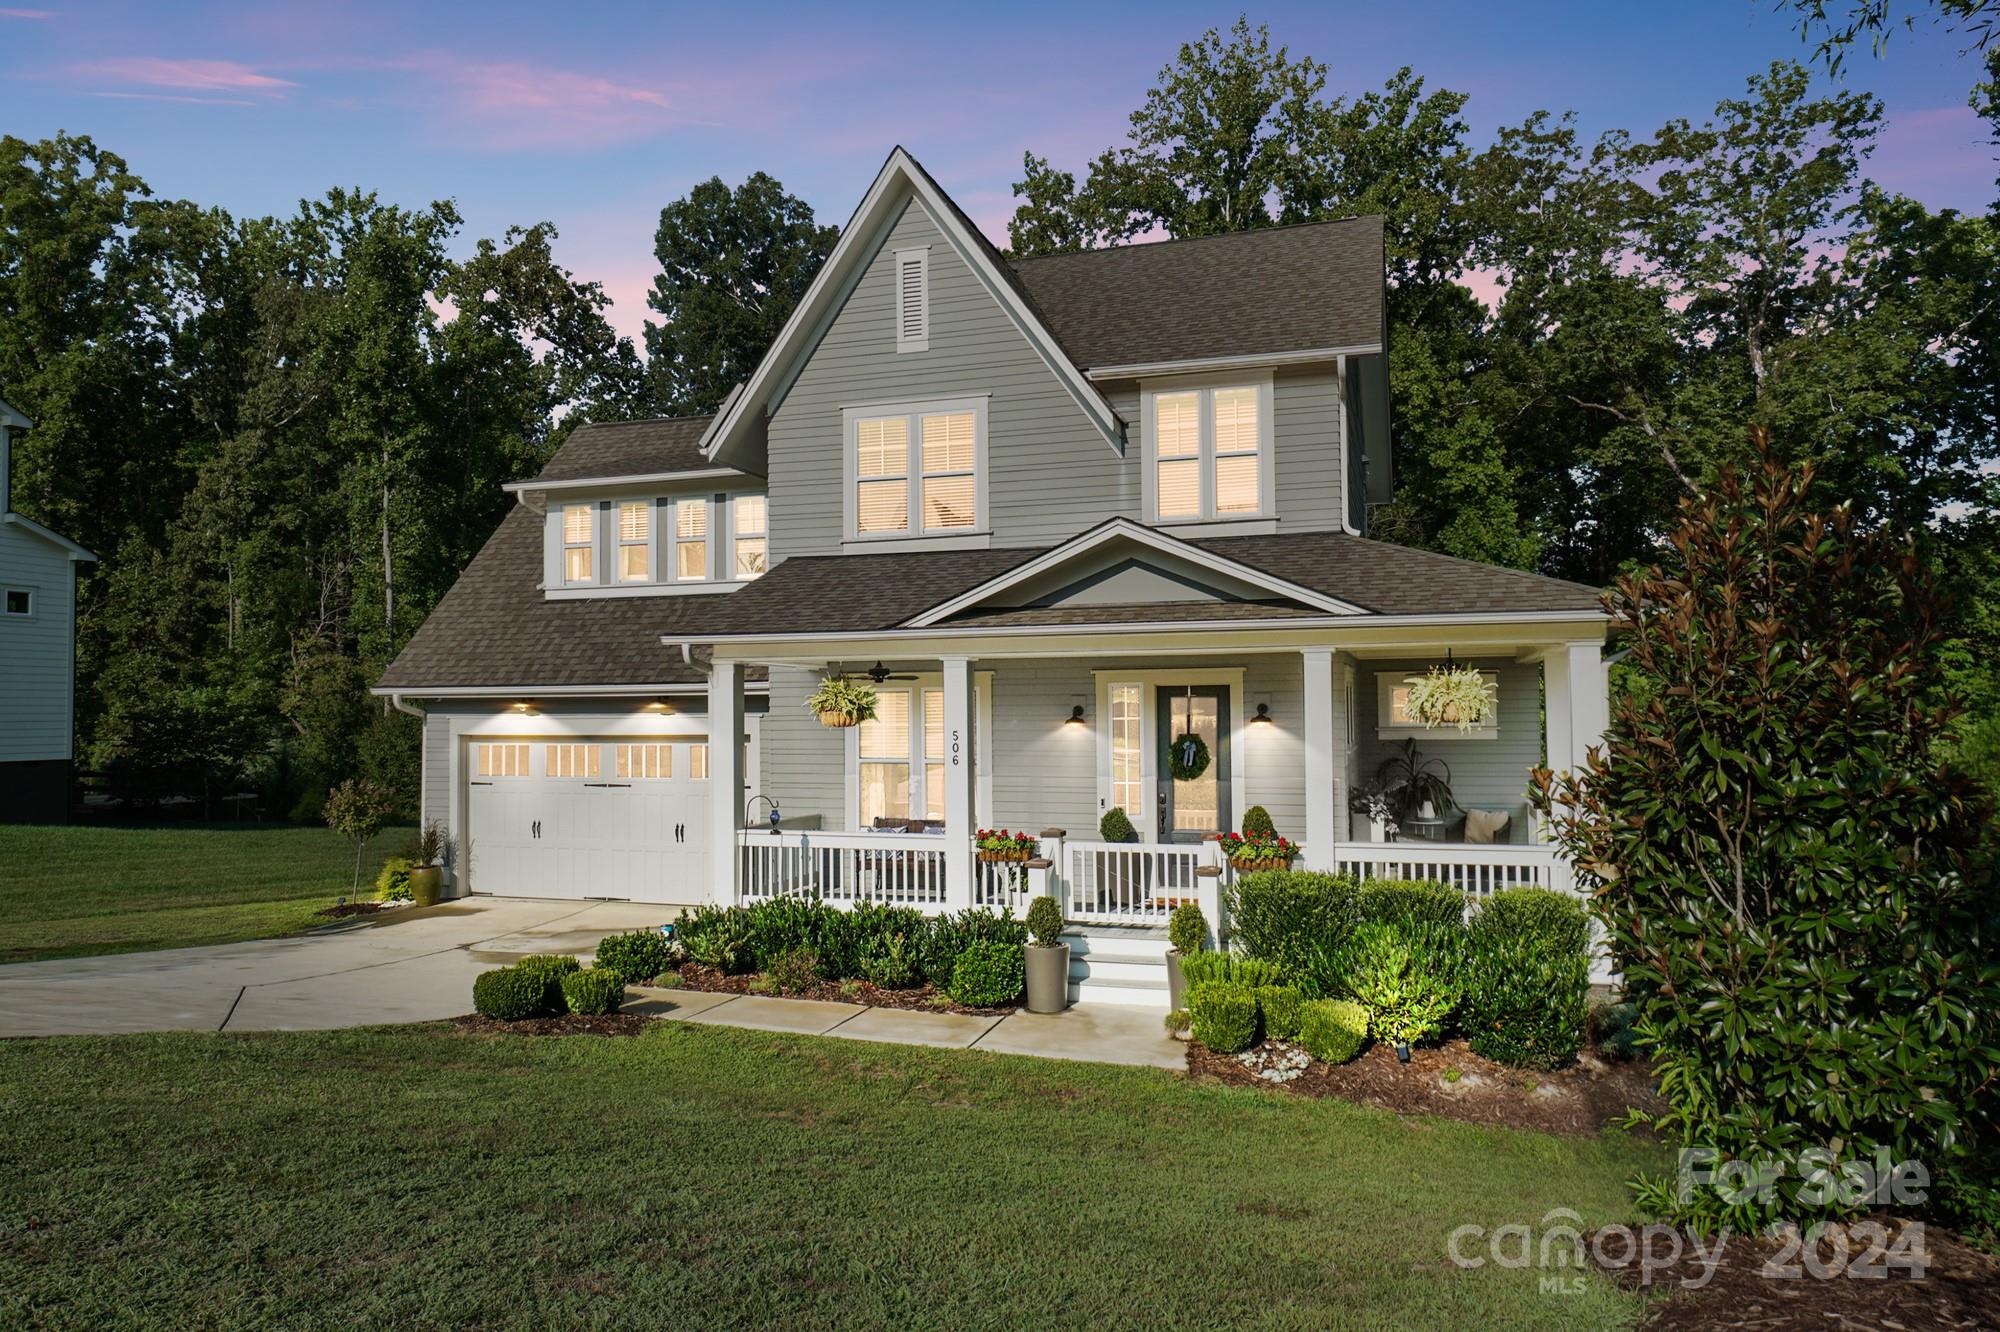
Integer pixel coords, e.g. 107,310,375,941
465,737,709,902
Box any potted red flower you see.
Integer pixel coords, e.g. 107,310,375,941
1220,831,1299,873
976,829,1038,863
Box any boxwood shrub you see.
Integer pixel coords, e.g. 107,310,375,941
473,966,546,1021
1224,870,1360,996
767,947,824,994
1256,984,1303,1042
1357,878,1468,932
1343,923,1457,1046
1298,998,1369,1064
923,909,1027,989
1461,888,1591,1068
560,967,626,1016
1167,902,1207,955
592,930,671,984
512,954,580,1016
860,931,922,989
374,856,414,902
1187,980,1259,1053
1177,951,1284,989
947,939,1024,1007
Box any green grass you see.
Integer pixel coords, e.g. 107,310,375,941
0,1023,1664,1329
0,822,414,964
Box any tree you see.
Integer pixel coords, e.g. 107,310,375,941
323,778,397,896
1784,0,1997,74
1535,445,1999,1228
642,173,836,415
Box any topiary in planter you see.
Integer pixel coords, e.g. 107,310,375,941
1256,984,1303,1042
560,967,626,1016
947,939,1025,1007
1098,807,1136,843
473,966,547,1021
592,930,671,984
513,954,581,1016
1297,998,1369,1063
1187,980,1259,1053
1241,805,1276,839
1025,895,1064,948
1168,903,1207,956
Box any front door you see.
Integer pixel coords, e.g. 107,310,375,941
1157,686,1229,843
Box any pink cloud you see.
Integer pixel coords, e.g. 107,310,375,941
0,8,57,18
75,57,296,94
376,55,698,150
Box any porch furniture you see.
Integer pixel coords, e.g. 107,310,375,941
1400,814,1451,841
1461,808,1512,844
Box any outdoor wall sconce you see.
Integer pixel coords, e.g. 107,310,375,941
1064,705,1087,727
1251,702,1274,724
512,701,538,716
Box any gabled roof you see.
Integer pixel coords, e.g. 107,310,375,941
3,512,96,562
0,396,28,430
1007,217,1386,374
701,147,1128,467
506,414,759,492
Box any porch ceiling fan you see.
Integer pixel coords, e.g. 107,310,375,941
864,661,918,683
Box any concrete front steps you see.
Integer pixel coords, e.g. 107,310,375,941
1064,925,1172,1007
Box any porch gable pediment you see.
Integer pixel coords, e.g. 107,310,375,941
902,519,1366,628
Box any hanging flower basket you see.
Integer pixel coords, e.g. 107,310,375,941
1167,732,1211,782
1403,665,1497,734
803,674,878,729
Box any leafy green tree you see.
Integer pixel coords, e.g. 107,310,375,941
642,173,836,415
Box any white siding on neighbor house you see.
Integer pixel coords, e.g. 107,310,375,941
0,525,77,762
1355,656,1545,840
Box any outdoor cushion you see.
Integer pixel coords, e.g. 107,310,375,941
1462,808,1511,844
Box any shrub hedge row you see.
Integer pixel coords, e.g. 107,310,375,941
473,954,624,1021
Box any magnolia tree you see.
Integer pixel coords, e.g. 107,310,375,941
1535,449,1999,1230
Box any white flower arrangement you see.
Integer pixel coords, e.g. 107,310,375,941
1403,665,1497,733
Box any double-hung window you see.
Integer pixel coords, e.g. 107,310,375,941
845,397,987,543
673,497,709,581
858,689,912,824
732,495,767,580
561,504,595,583
617,501,650,582
1143,376,1273,524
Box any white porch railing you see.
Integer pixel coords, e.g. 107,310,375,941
1063,840,1211,925
973,856,1038,917
1321,840,1569,907
737,831,949,909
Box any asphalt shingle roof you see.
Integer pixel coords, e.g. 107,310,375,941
533,415,752,484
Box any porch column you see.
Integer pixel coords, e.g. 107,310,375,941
942,655,975,912
1544,641,1608,775
1301,648,1339,870
707,658,744,906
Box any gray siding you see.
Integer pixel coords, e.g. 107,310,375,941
756,665,845,826
421,711,451,830
1271,365,1345,534
1355,657,1544,841
0,527,76,762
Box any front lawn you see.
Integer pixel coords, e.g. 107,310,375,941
0,1022,1664,1329
0,822,413,964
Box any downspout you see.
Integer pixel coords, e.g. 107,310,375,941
387,693,426,719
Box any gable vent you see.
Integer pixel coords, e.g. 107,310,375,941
894,248,929,353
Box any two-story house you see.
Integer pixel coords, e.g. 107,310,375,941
377,150,1610,997
1,396,97,823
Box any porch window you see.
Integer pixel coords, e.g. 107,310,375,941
1143,377,1272,523
617,501,650,582
674,498,709,581
732,495,768,579
859,689,911,823
561,504,594,583
922,689,945,820
845,398,988,543
1376,669,1500,740
1108,683,1142,815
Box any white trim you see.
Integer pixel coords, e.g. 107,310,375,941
1084,345,1383,381
2,585,35,618
893,246,930,353
902,517,1364,627
842,395,989,546
1092,668,1246,845
838,672,991,830
701,148,1126,465
1141,370,1276,525
544,580,750,600
0,397,29,430
370,683,771,699
503,467,752,495
1375,669,1500,741
0,513,96,562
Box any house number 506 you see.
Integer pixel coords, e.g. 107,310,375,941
950,728,962,766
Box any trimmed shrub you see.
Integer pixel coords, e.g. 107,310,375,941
947,940,1024,1007
1298,999,1369,1064
745,897,826,971
1358,878,1468,932
921,909,1026,988
593,930,671,984
1225,870,1360,996
1462,888,1591,1069
1187,981,1259,1053
1098,807,1136,843
514,954,581,1016
1025,895,1064,948
1168,902,1207,955
1590,1001,1640,1062
679,905,755,973
1257,985,1303,1042
859,931,922,989
767,947,823,994
561,967,626,1015
1177,951,1284,990
1164,1009,1191,1038
374,856,414,902
825,904,926,980
1240,805,1276,839
1344,923,1457,1046
473,966,545,1021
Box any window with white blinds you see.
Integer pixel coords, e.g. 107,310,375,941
1144,379,1272,523
674,498,709,581
855,416,910,534
732,495,767,579
859,689,911,824
561,504,595,583
846,399,986,542
894,248,928,353
617,501,650,582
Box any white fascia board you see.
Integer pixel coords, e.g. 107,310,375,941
1083,344,1384,382
501,467,756,495
900,517,1366,627
368,682,770,699
0,397,29,430
700,148,1125,466
1,512,96,561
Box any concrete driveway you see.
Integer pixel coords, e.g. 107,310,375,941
0,898,685,1038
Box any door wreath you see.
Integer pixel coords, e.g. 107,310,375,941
1167,732,1211,782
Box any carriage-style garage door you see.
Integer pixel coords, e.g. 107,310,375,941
465,737,709,902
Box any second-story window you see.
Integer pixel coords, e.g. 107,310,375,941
674,497,709,581
1144,377,1272,524
733,495,767,579
617,500,650,582
845,397,987,543
561,504,595,583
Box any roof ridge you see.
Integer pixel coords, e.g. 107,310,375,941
1004,214,1385,266
571,412,717,430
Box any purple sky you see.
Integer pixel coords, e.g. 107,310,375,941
3,1,1993,344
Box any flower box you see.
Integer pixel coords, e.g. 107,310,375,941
977,848,1032,863
1228,856,1294,872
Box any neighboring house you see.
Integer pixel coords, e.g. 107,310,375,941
0,397,97,823
377,149,1611,999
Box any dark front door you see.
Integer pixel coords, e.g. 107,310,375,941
1158,686,1229,843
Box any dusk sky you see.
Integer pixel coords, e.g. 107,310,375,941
3,1,1994,344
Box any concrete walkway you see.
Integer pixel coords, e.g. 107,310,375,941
0,898,1184,1068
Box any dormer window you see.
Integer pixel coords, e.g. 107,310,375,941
1142,374,1274,525
561,504,595,583
894,247,928,353
673,497,709,581
617,501,650,582
843,396,988,546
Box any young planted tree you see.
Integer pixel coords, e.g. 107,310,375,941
1535,444,2000,1228
322,778,398,897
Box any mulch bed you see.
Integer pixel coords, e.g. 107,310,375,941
316,902,390,919
1186,1035,1665,1136
451,1012,655,1038
667,962,1019,1018
1593,1216,2000,1331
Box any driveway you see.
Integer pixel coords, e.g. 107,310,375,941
0,898,685,1038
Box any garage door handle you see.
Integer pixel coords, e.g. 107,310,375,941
531,820,541,839
470,780,493,786
583,782,630,789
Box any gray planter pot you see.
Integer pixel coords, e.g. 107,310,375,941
1166,948,1186,1012
1024,942,1071,1014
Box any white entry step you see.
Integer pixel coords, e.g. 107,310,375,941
1062,925,1172,1008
